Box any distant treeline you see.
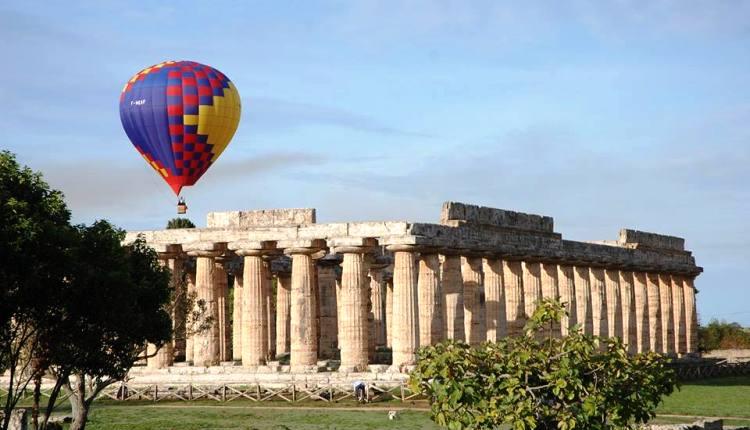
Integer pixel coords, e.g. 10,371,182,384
699,320,750,351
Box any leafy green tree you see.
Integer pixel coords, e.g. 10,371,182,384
166,218,195,229
698,319,750,351
410,300,676,430
0,151,74,430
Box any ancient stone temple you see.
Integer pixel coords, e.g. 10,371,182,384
126,202,701,373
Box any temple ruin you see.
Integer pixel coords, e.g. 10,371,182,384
125,201,702,375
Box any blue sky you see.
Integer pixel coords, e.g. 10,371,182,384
1,1,748,324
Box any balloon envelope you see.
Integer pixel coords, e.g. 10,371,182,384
119,60,241,195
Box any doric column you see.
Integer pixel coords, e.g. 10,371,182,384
418,252,443,346
461,256,484,345
557,265,576,336
604,269,621,341
388,245,419,370
573,266,593,335
619,271,637,353
215,257,230,362
441,254,465,341
263,260,275,360
235,250,267,366
503,260,524,337
231,273,243,362
148,250,182,369
659,274,675,355
337,247,370,372
275,272,292,356
368,265,388,347
646,273,663,353
589,268,608,338
540,263,560,336
671,275,686,355
385,275,394,348
483,258,505,341
185,270,196,363
522,262,542,319
632,272,649,353
284,243,323,371
186,245,224,367
317,257,340,360
683,276,698,353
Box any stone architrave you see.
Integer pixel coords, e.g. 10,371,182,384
540,263,560,336
187,249,222,367
317,259,339,360
214,258,230,362
503,260,525,337
369,267,387,347
683,277,698,353
385,276,393,348
646,273,663,353
461,256,484,345
619,271,637,353
185,270,196,363
483,258,506,341
604,269,621,342
589,268,608,339
522,262,542,319
659,274,675,355
232,274,243,361
388,245,419,370
286,247,320,371
441,254,465,341
418,252,443,346
671,275,686,355
275,273,292,356
573,266,593,336
338,248,370,371
557,265,576,336
632,272,649,353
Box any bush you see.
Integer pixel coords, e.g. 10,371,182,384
410,300,676,430
698,320,750,351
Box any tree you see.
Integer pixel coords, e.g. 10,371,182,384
698,320,750,351
166,218,195,229
0,151,73,430
410,300,676,430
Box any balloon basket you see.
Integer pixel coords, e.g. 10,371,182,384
177,198,188,214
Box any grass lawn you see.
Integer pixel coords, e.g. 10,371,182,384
34,376,750,429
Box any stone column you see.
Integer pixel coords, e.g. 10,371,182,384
338,248,370,372
503,260,525,337
646,273,663,353
286,246,320,371
589,268,608,338
166,254,186,360
369,266,387,347
236,250,267,367
147,251,181,369
232,273,243,361
619,271,637,353
573,266,593,336
557,265,576,336
483,258,506,341
540,263,560,336
659,274,675,355
462,256,484,345
418,252,443,346
522,262,542,319
604,269,621,342
263,260,276,360
275,273,292,356
215,257,230,363
187,248,222,367
385,275,394,348
671,275,686,355
632,272,649,353
185,270,196,364
683,276,698,354
388,245,419,370
441,254,465,341
317,258,339,360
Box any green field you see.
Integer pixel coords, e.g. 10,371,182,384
36,376,750,429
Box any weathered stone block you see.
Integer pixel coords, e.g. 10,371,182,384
619,229,685,251
207,209,316,228
440,202,554,232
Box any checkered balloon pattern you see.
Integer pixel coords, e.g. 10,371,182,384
119,61,241,195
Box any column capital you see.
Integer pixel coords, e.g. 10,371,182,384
279,239,327,255
229,240,278,256
184,241,226,258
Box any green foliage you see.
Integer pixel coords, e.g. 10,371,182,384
698,320,750,351
166,218,195,229
410,299,676,430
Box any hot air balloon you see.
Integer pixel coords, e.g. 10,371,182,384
119,61,241,213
